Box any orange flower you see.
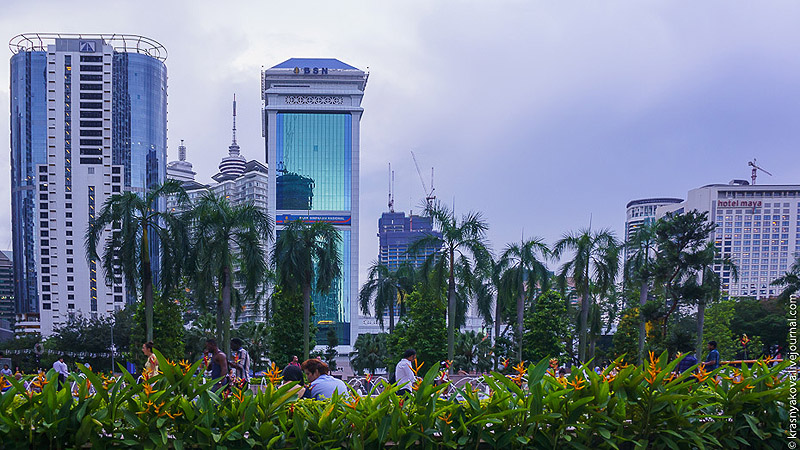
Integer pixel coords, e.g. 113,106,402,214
513,362,527,376
265,362,283,385
567,376,586,391
411,360,425,376
165,411,183,419
693,365,710,383
549,358,559,369
344,395,361,409
439,412,453,424
142,383,156,397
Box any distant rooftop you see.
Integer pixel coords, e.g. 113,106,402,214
9,33,167,61
271,58,359,70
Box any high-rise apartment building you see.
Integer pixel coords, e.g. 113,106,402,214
656,181,800,299
0,251,14,327
9,34,167,335
263,58,367,346
624,198,683,260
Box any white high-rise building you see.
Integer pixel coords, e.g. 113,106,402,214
624,198,683,261
263,59,366,348
10,34,168,336
657,181,800,299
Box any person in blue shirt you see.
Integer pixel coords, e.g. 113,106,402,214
703,340,721,371
677,352,698,373
301,358,348,400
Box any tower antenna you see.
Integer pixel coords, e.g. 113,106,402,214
388,162,395,213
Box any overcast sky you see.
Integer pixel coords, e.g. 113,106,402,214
2,0,799,281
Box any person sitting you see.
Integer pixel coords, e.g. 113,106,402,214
301,358,347,400
677,352,698,374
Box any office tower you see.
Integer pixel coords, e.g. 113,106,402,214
0,251,13,328
263,59,367,346
9,34,167,335
624,198,683,261
657,181,800,299
378,211,440,270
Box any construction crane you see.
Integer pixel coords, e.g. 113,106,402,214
411,150,435,208
748,158,772,185
387,162,395,213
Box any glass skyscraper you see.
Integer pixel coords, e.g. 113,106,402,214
263,58,367,346
9,34,167,335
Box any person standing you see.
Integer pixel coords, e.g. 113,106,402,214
230,338,251,383
300,359,347,400
53,356,69,389
205,339,229,391
142,342,158,378
394,349,417,396
703,341,721,371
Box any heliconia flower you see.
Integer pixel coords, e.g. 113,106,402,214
411,360,425,376
549,358,559,369
142,383,156,397
513,362,526,376
567,376,586,391
439,412,453,424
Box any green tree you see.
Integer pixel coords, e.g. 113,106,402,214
130,293,185,367
350,333,388,375
772,256,800,305
553,228,620,362
653,211,716,337
625,222,659,364
730,298,788,356
85,180,189,342
498,238,550,363
359,262,400,333
185,313,217,364
324,327,339,372
388,286,447,373
452,330,492,373
702,299,738,361
47,308,134,373
234,321,270,371
272,220,341,361
522,290,570,363
269,286,316,366
410,201,490,370
612,307,640,363
188,193,272,356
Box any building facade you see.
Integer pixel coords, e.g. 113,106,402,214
263,58,367,347
656,181,800,299
0,251,14,328
9,34,167,335
377,212,440,270
624,198,683,260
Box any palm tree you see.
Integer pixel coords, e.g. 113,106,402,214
359,262,399,333
85,180,189,342
553,228,620,363
272,220,342,361
410,201,490,370
350,333,388,375
498,238,550,363
188,193,271,356
772,257,800,304
693,243,738,360
625,222,659,364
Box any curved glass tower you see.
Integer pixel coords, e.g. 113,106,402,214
9,34,167,335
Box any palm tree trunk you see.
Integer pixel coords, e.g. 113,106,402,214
565,295,574,367
516,288,524,363
579,291,590,363
696,298,706,361
222,266,232,357
389,294,395,334
447,249,456,373
494,295,502,370
638,280,649,364
142,227,154,343
303,284,312,361
216,295,223,343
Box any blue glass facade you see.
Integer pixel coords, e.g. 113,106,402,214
275,113,354,344
10,51,47,315
276,113,352,211
112,53,167,292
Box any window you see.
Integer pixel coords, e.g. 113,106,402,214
65,203,72,209
80,92,102,99
43,303,51,310
67,286,74,291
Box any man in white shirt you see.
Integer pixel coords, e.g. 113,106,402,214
394,349,417,395
53,356,69,389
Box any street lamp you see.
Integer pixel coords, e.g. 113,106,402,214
110,317,116,374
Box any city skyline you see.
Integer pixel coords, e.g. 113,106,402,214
2,1,800,286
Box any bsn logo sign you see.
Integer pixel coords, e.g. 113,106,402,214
293,67,329,75
79,41,96,53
